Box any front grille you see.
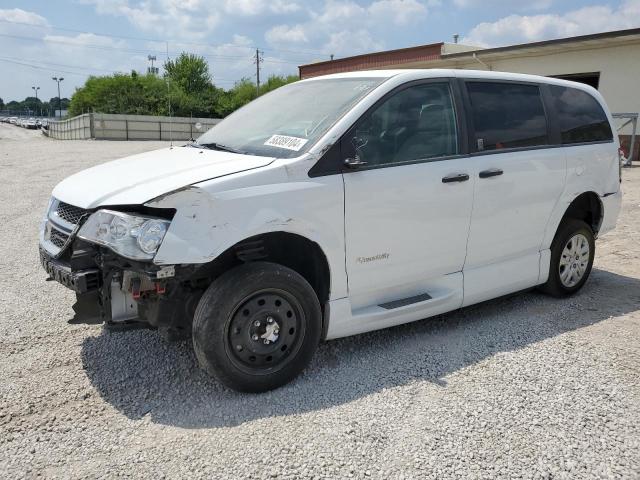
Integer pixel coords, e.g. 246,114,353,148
49,228,70,248
41,198,89,257
57,201,87,225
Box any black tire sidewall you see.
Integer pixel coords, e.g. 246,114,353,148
545,219,595,297
192,261,322,392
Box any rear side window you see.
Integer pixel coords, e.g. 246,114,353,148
466,82,548,151
548,85,613,144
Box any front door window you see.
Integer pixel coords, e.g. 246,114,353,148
350,83,458,167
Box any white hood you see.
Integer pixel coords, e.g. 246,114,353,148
52,146,275,209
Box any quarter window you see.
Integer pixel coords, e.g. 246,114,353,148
349,83,458,167
466,82,549,151
548,85,613,144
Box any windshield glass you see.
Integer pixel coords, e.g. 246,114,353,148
197,77,385,158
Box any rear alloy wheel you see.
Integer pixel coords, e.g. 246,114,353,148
540,219,595,297
558,233,590,288
193,262,322,392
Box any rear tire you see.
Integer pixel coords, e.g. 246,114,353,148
192,261,322,393
539,219,595,297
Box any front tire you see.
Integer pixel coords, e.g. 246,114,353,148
192,262,322,392
540,219,595,297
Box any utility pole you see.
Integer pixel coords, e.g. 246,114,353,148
254,48,263,96
32,86,40,116
52,77,64,118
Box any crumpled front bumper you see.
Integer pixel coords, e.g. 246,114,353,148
39,247,100,293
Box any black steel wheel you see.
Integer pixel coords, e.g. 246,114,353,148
193,262,322,392
226,289,305,374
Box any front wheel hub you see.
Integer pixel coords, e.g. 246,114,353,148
256,318,280,344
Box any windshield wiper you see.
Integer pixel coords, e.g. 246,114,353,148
199,142,244,154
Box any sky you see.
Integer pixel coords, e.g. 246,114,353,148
0,0,639,103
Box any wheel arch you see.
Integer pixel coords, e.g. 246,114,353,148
192,231,332,338
558,191,603,237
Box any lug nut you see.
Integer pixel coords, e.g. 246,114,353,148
263,339,270,344
252,334,259,341
254,321,261,327
236,345,243,351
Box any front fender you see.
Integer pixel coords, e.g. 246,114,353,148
147,176,347,299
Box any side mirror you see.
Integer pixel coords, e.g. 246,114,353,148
343,135,369,169
344,156,368,168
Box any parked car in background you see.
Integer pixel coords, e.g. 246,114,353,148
39,69,622,392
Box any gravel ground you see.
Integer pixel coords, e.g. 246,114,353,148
1,124,640,479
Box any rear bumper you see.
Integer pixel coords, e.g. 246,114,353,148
39,247,100,293
599,189,622,237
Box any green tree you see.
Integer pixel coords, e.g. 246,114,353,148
22,96,43,115
259,74,298,95
6,100,20,114
218,78,258,116
164,53,211,95
65,53,299,119
215,75,298,117
69,73,171,116
0,97,4,110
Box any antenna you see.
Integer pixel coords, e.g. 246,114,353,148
147,54,158,75
166,41,173,147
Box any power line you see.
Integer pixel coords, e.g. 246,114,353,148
0,55,118,74
0,33,260,61
0,57,94,77
0,56,240,85
0,18,326,57
0,18,308,97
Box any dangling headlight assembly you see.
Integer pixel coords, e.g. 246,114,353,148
78,210,171,261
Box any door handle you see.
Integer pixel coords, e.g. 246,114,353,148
442,173,470,183
479,168,503,178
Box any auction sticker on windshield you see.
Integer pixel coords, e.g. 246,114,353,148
264,134,309,151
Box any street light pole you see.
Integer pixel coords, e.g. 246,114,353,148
32,86,40,116
51,77,64,118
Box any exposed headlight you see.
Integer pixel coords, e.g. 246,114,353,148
78,209,170,260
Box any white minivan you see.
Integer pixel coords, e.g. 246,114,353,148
40,69,622,392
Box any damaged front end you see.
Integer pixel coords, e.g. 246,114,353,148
39,198,205,339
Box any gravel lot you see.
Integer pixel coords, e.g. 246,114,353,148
1,123,639,479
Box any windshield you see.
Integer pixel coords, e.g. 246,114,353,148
197,77,385,158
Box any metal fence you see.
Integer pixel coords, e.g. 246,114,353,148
45,113,221,141
46,114,92,140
